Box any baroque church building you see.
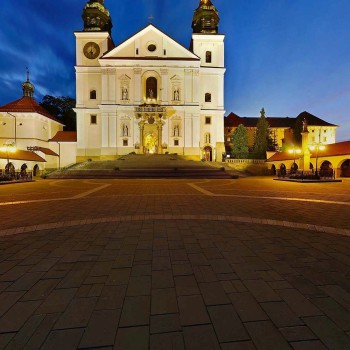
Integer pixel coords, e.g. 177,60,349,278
75,0,225,161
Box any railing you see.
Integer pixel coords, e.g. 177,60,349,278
277,169,335,180
135,106,167,113
225,159,266,164
0,171,33,182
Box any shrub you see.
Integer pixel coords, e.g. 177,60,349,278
0,174,13,182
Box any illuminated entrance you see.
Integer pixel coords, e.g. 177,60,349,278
144,124,158,154
135,105,167,155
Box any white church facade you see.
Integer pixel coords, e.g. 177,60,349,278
75,0,226,162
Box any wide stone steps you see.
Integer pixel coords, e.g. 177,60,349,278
48,168,233,179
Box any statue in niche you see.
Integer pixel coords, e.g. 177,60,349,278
174,88,180,101
122,87,128,100
148,89,154,99
173,124,180,137
123,124,129,137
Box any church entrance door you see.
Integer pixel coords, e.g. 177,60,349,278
144,124,159,154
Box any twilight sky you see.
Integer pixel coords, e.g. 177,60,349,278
0,0,349,141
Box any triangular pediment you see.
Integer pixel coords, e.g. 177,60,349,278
118,74,131,80
170,75,182,81
102,25,199,61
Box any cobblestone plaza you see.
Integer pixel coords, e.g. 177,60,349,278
0,178,350,349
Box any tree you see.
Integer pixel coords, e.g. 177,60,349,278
253,108,270,158
230,124,249,158
40,95,76,131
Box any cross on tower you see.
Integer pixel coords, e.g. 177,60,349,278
148,14,154,23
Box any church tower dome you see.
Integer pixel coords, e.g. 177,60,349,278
82,0,113,35
192,0,220,34
22,69,34,98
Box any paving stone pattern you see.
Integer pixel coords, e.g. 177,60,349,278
1,219,350,349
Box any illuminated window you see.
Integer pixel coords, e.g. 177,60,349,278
205,93,212,102
90,115,97,124
206,51,212,63
205,117,211,125
323,137,327,142
90,90,97,99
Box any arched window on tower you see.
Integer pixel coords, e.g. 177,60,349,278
146,77,157,99
205,93,212,102
206,51,212,63
90,90,97,100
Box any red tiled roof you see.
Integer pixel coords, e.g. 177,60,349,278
50,131,77,142
314,141,350,158
225,111,338,128
267,152,297,162
38,147,59,156
0,97,63,124
267,141,350,162
0,149,46,162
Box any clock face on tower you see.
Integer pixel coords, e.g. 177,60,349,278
83,42,100,60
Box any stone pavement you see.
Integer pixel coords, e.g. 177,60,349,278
0,178,350,349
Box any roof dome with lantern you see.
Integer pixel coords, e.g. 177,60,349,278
192,0,220,34
82,0,113,35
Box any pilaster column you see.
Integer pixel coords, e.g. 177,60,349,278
109,113,117,148
184,115,192,147
217,73,224,109
157,120,163,154
108,68,116,104
184,69,192,104
192,69,199,104
102,112,109,148
161,69,168,104
139,120,145,154
134,68,142,104
101,69,108,104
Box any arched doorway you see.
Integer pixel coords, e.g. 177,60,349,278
203,146,212,162
280,164,286,177
144,132,158,154
5,162,15,175
340,159,350,177
33,164,39,177
271,164,276,175
291,162,298,173
320,161,333,177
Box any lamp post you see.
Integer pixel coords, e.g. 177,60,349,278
288,147,302,174
309,143,325,177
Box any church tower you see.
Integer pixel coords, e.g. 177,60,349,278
191,0,226,159
74,0,115,160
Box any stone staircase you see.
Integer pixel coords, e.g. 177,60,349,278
48,154,239,179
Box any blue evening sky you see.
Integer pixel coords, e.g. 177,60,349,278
0,0,349,141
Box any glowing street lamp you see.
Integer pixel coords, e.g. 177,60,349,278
309,144,326,177
1,142,17,166
288,147,302,173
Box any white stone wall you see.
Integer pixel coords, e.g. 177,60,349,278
74,26,226,160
